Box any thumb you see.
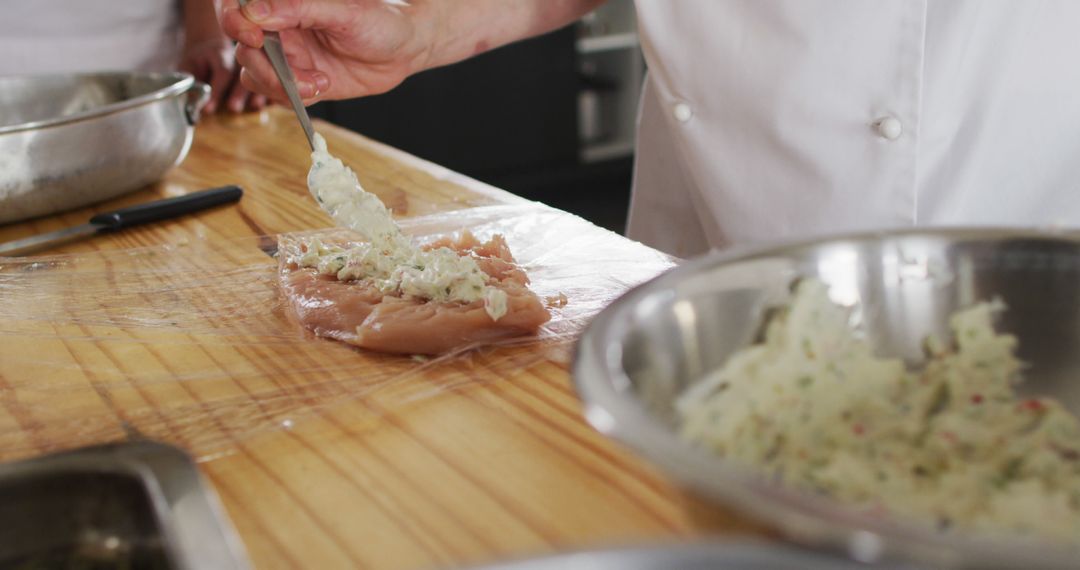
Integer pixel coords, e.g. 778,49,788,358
241,0,352,31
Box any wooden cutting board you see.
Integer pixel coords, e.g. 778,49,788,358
0,108,770,569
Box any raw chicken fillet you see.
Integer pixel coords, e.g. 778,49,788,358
278,231,551,354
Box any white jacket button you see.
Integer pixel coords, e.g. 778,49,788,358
673,102,694,123
874,116,903,140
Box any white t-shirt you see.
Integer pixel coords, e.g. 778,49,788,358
629,1,1080,257
0,1,183,75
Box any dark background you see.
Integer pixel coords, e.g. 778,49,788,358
309,26,634,234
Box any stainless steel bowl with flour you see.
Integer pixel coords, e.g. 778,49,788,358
0,72,210,225
573,227,1080,569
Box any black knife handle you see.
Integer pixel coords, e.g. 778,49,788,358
89,185,244,230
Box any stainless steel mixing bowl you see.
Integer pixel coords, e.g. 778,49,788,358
573,227,1080,569
0,72,210,224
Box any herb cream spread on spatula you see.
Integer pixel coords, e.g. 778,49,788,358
277,133,550,355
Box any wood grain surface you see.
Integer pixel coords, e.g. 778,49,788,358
0,108,772,569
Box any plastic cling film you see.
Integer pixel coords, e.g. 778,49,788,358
0,204,677,463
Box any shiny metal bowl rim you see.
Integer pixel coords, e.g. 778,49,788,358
0,71,197,136
572,225,1080,569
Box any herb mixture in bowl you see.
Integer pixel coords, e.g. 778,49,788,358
677,279,1080,540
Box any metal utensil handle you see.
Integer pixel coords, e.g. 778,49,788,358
89,185,244,230
236,0,317,149
263,32,317,150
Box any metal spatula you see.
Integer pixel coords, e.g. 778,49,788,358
239,0,316,150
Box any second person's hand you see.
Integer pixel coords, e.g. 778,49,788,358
179,37,269,113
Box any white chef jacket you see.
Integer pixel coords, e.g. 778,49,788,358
629,1,1080,258
0,1,183,75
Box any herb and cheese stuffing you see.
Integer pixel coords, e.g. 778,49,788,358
677,279,1080,540
300,133,508,321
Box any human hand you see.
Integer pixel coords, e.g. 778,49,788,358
218,0,438,105
179,37,269,114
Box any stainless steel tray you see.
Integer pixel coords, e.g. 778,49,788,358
0,72,210,225
574,227,1080,569
469,542,907,570
0,441,249,569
